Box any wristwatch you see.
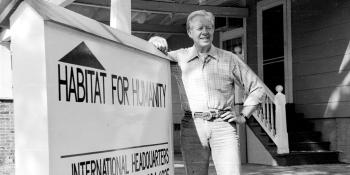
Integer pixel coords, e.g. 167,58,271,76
240,113,248,120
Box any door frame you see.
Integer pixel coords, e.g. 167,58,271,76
219,21,248,164
257,0,293,103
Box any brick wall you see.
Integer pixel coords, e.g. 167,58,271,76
311,118,350,163
0,100,14,174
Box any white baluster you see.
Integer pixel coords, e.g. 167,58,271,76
271,105,276,136
262,101,266,122
274,85,289,154
266,99,271,128
271,102,276,135
267,101,271,129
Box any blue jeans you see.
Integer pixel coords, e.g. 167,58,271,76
181,115,241,175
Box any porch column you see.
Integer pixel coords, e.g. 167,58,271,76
110,0,131,34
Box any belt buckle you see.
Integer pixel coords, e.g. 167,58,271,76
202,112,213,120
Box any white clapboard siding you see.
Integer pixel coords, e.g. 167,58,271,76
295,102,350,118
294,55,350,76
293,39,350,62
295,71,350,91
293,0,350,120
293,6,350,34
295,85,350,104
294,22,350,49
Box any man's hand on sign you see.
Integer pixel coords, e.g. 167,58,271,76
149,36,168,54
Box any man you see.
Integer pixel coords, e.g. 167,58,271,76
150,10,265,175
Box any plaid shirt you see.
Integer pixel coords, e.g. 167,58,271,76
169,45,265,112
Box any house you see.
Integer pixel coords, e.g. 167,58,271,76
0,0,349,170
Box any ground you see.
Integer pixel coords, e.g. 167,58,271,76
174,154,350,175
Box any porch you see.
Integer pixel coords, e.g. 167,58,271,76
174,153,350,175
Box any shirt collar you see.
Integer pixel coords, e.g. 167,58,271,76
186,45,219,63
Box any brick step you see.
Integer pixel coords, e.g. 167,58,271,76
287,121,314,131
247,111,341,166
290,141,330,151
287,116,312,123
275,151,340,166
289,131,322,142
287,113,305,120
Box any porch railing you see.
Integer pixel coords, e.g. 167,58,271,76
252,85,289,154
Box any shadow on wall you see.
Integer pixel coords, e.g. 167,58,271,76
323,40,350,163
325,40,350,116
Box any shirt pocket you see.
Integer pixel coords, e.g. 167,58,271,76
212,61,233,92
206,61,233,107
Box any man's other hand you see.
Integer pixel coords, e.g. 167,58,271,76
220,111,246,124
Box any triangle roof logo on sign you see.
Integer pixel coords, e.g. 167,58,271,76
59,42,105,71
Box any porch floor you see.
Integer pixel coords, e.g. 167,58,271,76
174,154,350,175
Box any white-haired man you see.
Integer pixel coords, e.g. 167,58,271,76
150,10,265,175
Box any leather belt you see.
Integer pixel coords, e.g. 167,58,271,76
185,110,229,121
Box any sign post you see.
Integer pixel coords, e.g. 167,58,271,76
10,0,174,174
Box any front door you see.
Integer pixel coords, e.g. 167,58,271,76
257,0,293,102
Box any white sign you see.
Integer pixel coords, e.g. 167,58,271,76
11,1,173,175
49,25,172,175
0,43,12,99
